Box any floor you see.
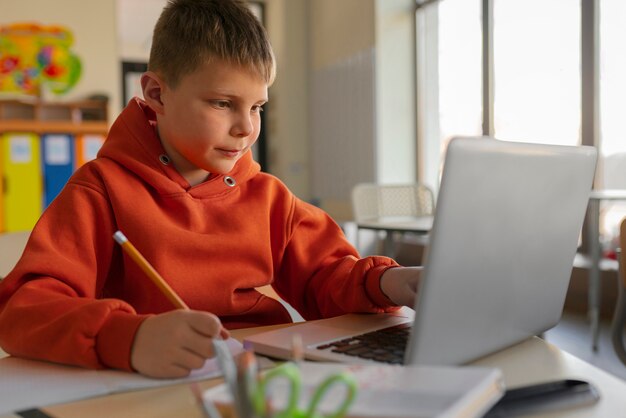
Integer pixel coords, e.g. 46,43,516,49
544,312,626,382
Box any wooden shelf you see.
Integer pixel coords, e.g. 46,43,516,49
0,120,108,135
0,98,109,135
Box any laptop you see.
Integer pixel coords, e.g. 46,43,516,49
244,137,598,366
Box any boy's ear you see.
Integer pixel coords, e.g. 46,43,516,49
141,71,166,114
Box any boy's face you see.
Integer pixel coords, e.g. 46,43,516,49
145,59,268,185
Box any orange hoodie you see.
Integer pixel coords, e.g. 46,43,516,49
0,98,399,372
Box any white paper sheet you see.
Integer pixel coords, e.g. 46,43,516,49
0,338,246,415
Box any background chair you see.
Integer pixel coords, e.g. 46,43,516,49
611,217,626,365
350,183,435,257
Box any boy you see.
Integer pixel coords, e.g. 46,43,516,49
0,0,419,378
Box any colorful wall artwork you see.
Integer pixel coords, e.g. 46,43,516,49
0,23,82,96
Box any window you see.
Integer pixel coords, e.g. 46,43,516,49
438,0,482,153
416,0,482,191
493,0,580,146
418,0,626,250
599,0,626,242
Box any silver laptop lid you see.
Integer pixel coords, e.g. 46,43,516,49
406,137,597,365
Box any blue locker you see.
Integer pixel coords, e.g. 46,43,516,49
42,133,75,207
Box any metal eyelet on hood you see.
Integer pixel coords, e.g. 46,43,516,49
159,154,171,165
224,176,236,187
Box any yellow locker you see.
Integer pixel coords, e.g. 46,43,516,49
0,133,42,232
0,143,3,233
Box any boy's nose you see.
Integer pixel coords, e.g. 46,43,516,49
231,113,254,137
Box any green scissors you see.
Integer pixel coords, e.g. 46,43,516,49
251,362,357,418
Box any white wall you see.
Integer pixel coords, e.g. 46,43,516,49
264,0,310,199
116,0,166,62
306,0,377,220
309,0,376,69
0,231,29,277
306,0,417,220
1,0,121,120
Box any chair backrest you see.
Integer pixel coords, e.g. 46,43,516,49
618,218,626,289
351,183,435,222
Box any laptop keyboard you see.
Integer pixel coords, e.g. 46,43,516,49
314,323,411,365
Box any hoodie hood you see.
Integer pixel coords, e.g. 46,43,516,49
97,98,261,198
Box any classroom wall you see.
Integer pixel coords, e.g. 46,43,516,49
264,0,310,199
307,0,377,220
0,231,29,277
116,0,166,62
0,0,418,222
306,0,417,220
309,0,376,70
0,0,121,120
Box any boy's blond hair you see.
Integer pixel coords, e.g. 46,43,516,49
149,0,275,87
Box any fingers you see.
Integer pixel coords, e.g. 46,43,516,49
186,311,224,338
380,266,422,307
145,346,211,378
182,328,216,359
174,347,209,371
405,276,419,297
220,327,231,339
131,310,230,378
183,311,228,358
172,312,230,374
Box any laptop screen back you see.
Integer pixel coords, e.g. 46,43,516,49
406,137,597,365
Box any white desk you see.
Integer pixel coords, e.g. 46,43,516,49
587,190,626,351
2,325,625,417
472,337,626,417
356,215,433,257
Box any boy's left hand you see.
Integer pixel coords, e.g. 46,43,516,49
379,266,422,307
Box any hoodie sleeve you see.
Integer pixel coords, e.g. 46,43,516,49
272,197,401,320
0,179,147,371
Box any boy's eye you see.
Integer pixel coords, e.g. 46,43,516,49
252,104,264,113
211,100,230,109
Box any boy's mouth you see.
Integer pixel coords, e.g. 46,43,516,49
216,148,243,158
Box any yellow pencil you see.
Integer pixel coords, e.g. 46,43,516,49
113,230,189,310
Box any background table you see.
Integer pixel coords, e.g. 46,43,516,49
356,215,433,257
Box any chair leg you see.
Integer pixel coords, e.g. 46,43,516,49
611,251,626,365
383,231,395,257
611,284,626,365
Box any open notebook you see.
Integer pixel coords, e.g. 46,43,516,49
244,137,597,366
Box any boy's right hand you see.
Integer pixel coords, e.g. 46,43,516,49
130,310,229,378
